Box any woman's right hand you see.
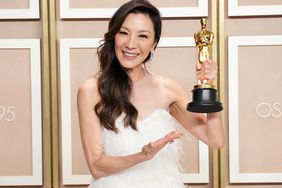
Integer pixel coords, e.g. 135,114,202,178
141,131,182,161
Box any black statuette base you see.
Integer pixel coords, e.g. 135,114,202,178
187,87,223,113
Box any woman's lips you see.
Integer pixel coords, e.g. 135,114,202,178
122,51,139,59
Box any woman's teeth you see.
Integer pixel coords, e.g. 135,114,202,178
123,52,138,57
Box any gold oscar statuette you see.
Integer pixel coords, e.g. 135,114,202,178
187,18,223,113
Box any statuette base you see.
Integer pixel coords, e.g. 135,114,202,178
187,87,223,113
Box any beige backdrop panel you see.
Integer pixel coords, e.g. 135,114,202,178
225,1,282,187
238,46,282,173
0,0,29,9
238,0,282,6
69,0,198,8
0,49,32,176
0,0,44,186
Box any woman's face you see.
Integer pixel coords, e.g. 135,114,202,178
114,13,156,71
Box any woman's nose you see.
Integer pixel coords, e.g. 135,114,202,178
125,36,137,49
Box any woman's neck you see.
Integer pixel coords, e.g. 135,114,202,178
127,67,146,84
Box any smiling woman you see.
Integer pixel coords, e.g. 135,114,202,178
77,0,223,188
114,13,156,73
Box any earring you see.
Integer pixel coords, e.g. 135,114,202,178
149,50,154,62
145,50,154,69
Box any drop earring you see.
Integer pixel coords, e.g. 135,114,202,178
145,50,154,69
149,50,154,62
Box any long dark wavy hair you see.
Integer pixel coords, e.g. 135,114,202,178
95,0,162,132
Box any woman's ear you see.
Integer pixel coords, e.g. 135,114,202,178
152,42,157,50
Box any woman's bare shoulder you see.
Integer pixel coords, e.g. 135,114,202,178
78,77,100,103
79,77,98,90
158,76,188,103
161,77,186,95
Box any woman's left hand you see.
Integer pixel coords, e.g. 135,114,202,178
196,59,218,84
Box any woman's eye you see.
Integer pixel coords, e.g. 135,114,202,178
139,34,148,39
119,31,128,35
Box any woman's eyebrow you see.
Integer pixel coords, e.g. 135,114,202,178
120,26,152,34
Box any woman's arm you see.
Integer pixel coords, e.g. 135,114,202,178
169,98,224,149
77,79,181,179
165,60,224,149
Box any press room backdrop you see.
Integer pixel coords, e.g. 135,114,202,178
0,1,281,188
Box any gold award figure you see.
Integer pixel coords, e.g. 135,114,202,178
194,18,214,85
187,18,223,113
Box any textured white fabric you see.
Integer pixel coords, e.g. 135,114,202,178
88,73,187,188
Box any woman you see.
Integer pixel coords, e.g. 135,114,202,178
77,0,224,187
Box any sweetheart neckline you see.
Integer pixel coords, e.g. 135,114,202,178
115,108,171,126
136,108,170,124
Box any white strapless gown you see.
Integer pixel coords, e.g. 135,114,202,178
88,109,186,188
